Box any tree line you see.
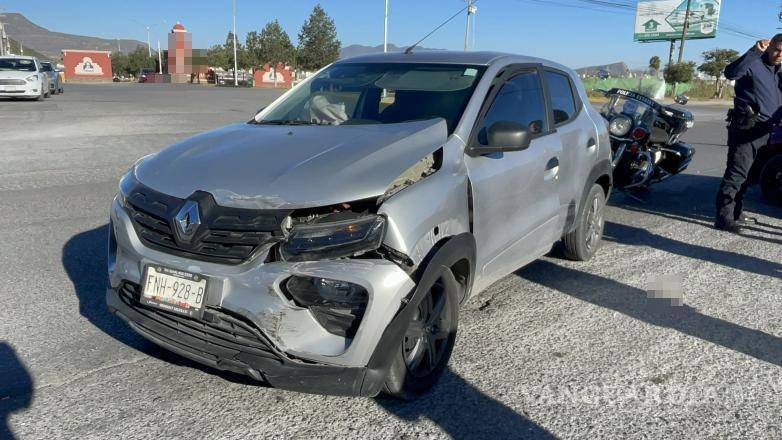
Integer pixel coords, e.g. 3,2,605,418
110,4,339,78
207,4,339,72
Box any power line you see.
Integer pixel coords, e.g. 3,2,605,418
515,0,764,40
405,2,475,53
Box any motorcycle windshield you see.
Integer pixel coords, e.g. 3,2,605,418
601,95,655,128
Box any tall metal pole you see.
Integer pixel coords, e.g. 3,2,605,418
233,0,238,86
464,0,472,51
677,0,692,64
146,26,152,57
668,39,676,67
0,9,6,57
157,40,162,74
383,0,389,53
117,38,121,53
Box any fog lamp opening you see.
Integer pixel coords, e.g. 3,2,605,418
283,275,369,338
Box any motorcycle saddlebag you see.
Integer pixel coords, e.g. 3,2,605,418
658,142,695,175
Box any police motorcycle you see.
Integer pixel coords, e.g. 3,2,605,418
598,88,696,190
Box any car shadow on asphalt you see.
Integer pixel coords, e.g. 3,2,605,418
603,221,782,279
61,224,267,387
0,342,33,440
610,173,782,235
515,260,782,368
378,368,556,439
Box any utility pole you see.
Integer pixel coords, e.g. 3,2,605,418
117,38,121,53
0,8,7,56
668,39,676,67
677,0,692,64
146,26,152,57
383,0,389,53
157,40,162,74
232,0,238,86
464,0,476,51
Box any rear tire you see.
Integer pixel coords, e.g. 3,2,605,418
563,184,606,261
382,267,460,400
760,155,782,206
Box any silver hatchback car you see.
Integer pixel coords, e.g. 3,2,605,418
107,51,612,399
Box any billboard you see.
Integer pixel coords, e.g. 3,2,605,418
634,0,721,42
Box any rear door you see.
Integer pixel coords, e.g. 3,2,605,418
541,68,599,233
465,66,563,284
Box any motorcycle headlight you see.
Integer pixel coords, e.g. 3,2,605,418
609,115,633,137
280,215,386,262
685,120,695,129
26,74,39,82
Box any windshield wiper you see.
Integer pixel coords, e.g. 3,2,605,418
252,119,330,126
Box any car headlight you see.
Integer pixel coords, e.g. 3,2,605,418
609,115,633,137
25,74,39,82
280,215,386,262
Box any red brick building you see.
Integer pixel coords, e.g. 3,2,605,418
253,63,293,88
61,50,113,82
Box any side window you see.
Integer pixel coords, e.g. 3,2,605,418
544,71,577,124
477,71,548,146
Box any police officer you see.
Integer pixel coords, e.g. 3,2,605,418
716,35,782,232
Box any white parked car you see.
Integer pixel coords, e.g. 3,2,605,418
0,56,50,101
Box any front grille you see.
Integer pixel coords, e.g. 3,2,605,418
0,79,25,85
124,181,292,264
119,282,282,364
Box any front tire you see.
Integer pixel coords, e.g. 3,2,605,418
382,267,460,400
563,184,606,261
760,155,782,206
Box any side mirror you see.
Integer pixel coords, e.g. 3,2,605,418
674,94,689,105
488,121,533,149
469,121,533,156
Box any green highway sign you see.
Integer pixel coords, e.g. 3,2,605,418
634,0,721,42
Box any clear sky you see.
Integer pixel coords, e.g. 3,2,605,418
2,0,780,68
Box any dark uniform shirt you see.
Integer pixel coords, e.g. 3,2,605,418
724,48,782,123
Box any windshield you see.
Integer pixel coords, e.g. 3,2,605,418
0,58,36,72
256,62,487,133
601,94,655,128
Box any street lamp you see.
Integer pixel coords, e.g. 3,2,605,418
232,0,238,86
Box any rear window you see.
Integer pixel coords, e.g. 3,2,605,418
544,71,577,124
0,59,36,72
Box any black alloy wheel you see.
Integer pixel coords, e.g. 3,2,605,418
402,278,454,378
382,267,460,400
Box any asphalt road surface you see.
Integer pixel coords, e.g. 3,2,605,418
1,84,781,440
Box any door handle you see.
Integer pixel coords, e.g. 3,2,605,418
544,157,560,181
587,138,597,149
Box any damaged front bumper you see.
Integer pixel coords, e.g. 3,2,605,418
107,198,416,395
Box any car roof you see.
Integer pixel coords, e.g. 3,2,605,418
0,55,36,59
338,50,526,66
334,50,577,77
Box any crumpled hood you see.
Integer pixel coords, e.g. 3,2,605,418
135,119,447,209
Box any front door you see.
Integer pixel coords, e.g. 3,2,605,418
464,68,563,287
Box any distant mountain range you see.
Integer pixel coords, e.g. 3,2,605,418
1,12,145,59
7,37,49,60
339,43,443,59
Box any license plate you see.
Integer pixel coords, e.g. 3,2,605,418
141,265,208,318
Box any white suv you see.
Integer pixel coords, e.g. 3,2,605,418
0,56,50,101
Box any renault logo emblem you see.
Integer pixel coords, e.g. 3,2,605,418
174,200,201,241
